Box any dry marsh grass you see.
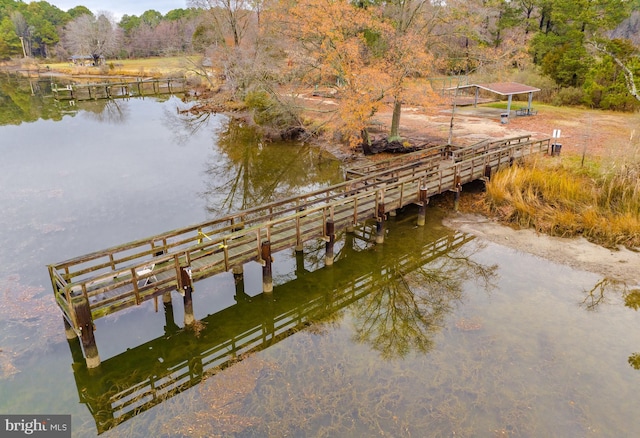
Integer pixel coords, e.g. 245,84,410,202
483,154,640,250
45,56,200,78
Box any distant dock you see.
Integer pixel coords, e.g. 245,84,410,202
51,77,187,101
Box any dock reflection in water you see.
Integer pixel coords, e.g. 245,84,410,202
67,207,496,435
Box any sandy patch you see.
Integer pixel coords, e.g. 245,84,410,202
443,213,640,286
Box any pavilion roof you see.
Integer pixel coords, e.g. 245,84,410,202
455,82,541,96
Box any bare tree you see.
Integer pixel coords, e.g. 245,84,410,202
188,0,255,47
10,11,31,57
64,12,121,64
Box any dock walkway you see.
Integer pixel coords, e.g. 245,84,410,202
48,134,551,367
51,77,186,101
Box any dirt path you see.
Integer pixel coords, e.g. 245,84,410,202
307,93,640,161
375,103,640,158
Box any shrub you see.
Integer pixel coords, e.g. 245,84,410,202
552,87,585,106
244,89,299,130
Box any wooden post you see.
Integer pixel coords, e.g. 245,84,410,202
325,219,335,266
376,203,385,244
261,241,273,293
296,247,306,276
63,316,76,340
454,176,462,212
163,298,179,335
483,165,492,192
484,165,492,181
417,186,428,226
178,265,195,326
233,264,250,302
295,206,305,251
232,263,244,282
64,318,85,365
72,296,100,368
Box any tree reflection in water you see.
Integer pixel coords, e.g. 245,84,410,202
200,119,342,216
81,98,131,124
161,102,217,147
579,278,640,370
352,240,498,359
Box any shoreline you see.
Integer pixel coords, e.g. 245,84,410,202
443,212,640,286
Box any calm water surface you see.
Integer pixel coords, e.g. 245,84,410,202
1,76,639,437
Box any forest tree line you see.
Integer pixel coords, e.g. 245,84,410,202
2,0,640,143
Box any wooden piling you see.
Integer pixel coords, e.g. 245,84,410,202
295,248,305,276
325,219,335,266
417,186,428,226
163,299,179,335
261,241,273,293
178,265,195,326
454,176,462,212
65,326,85,365
63,316,76,340
376,203,385,244
232,264,249,302
232,263,244,281
73,296,101,368
484,165,492,181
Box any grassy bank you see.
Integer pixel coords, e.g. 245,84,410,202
473,152,640,250
43,56,201,78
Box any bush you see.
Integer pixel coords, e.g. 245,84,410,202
552,87,585,106
244,89,299,130
511,68,557,103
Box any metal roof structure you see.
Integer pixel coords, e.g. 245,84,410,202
451,82,540,122
458,82,540,96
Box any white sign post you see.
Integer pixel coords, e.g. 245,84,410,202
551,129,561,156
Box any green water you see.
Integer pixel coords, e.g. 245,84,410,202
0,75,639,437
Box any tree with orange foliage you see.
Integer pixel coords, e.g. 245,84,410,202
272,0,442,148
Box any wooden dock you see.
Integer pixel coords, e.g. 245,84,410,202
48,134,551,367
51,77,186,101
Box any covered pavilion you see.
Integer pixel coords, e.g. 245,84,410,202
452,82,541,120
